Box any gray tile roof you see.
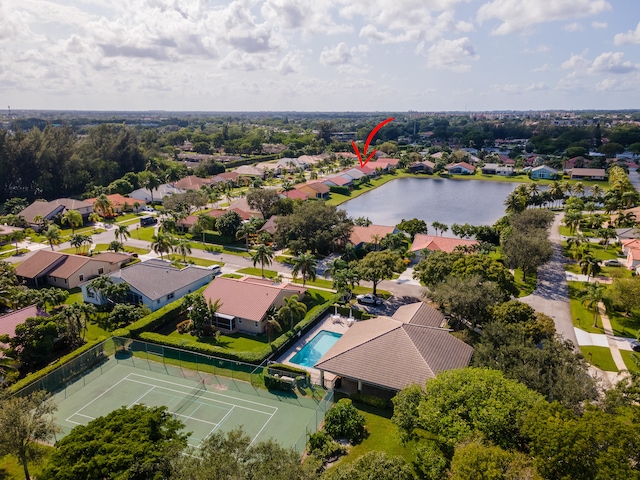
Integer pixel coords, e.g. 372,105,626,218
19,201,65,224
315,309,473,391
111,259,212,300
392,302,446,328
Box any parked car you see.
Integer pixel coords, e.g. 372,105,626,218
356,293,383,305
631,340,640,352
207,265,221,274
604,259,623,267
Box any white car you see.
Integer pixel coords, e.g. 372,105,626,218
356,293,383,305
207,265,222,274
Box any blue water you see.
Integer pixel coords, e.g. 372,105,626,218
290,330,343,368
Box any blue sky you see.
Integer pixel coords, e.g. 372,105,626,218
1,0,639,111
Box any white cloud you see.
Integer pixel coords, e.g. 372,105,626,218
564,23,583,32
477,0,611,35
590,52,636,74
591,21,607,29
261,0,351,35
533,64,551,72
427,37,477,71
494,82,549,94
614,22,640,45
561,53,590,70
320,42,353,66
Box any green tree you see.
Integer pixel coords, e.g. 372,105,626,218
151,231,175,259
323,451,414,480
174,237,192,263
501,230,552,281
354,250,403,296
264,310,282,343
449,439,541,480
291,253,317,286
391,383,425,443
56,302,96,346
107,304,149,329
431,221,448,236
216,210,243,238
9,229,25,255
396,218,428,241
61,209,83,234
417,368,544,451
1,316,59,368
450,254,519,298
277,294,307,331
251,244,274,278
93,194,114,217
246,188,280,219
0,391,59,480
608,277,640,315
235,220,259,250
42,405,188,480
579,253,601,282
324,398,366,444
413,250,463,286
114,224,131,244
138,171,161,205
107,240,124,252
43,225,62,251
581,281,605,328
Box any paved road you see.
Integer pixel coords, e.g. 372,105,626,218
521,213,579,346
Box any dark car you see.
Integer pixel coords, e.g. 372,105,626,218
631,340,640,352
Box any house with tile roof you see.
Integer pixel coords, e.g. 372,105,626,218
622,239,640,270
481,163,514,176
210,171,240,185
0,225,25,245
85,194,146,213
410,234,479,261
530,165,559,179
568,168,606,180
81,259,213,312
446,162,476,175
280,189,309,200
314,302,472,393
50,198,94,218
408,160,435,174
296,181,330,199
202,276,307,334
0,305,49,352
18,201,66,230
16,250,133,289
322,175,353,188
172,175,213,191
349,225,399,249
129,184,186,203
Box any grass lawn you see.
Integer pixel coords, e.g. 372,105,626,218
93,244,149,255
63,287,83,305
568,281,604,333
604,309,640,338
189,242,251,257
0,248,28,259
0,446,54,480
620,350,640,373
580,346,619,372
326,401,414,471
558,225,573,236
237,267,279,279
514,269,536,297
166,254,223,268
325,172,414,206
221,273,243,279
131,226,156,242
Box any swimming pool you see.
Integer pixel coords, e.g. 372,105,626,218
289,330,343,368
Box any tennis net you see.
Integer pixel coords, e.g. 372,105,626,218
173,379,205,416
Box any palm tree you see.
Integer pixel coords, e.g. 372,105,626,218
581,281,605,328
370,234,382,251
431,221,448,236
572,182,585,197
108,240,124,252
70,233,84,254
236,221,258,250
264,311,282,344
590,184,604,200
133,201,141,213
32,214,48,231
43,225,61,251
291,253,317,286
114,224,131,244
504,191,526,214
564,210,583,235
93,194,114,218
88,212,102,225
174,238,192,263
277,294,307,331
139,171,161,205
61,209,83,234
151,232,174,259
548,181,563,208
9,230,25,255
251,244,274,278
598,228,617,250
579,254,601,282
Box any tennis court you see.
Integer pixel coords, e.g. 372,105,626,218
50,347,330,451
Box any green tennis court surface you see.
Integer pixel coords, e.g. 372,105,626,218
53,357,327,451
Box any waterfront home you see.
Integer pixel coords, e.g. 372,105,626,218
349,224,399,249
568,168,606,180
445,162,475,175
410,234,479,261
480,163,514,176
530,165,558,180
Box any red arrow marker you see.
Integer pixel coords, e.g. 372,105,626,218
352,117,394,167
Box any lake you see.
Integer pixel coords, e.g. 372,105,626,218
341,177,520,227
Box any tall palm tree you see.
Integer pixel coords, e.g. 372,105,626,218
251,244,274,278
590,184,604,200
9,230,25,255
139,171,161,205
579,254,601,282
572,182,585,197
174,238,192,263
151,232,174,259
581,281,605,328
43,225,61,251
114,224,131,244
264,311,282,344
61,209,83,234
291,253,317,286
277,294,307,331
32,214,48,232
93,194,114,218
564,210,583,235
548,181,563,208
236,221,258,250
70,233,84,254
88,212,102,225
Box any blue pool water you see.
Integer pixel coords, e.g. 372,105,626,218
290,330,343,368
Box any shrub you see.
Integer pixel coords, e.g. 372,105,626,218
307,430,346,461
267,363,307,376
263,373,294,391
176,320,193,334
329,185,350,196
349,393,391,410
128,301,185,338
324,398,366,444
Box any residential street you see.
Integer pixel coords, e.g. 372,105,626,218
521,212,579,346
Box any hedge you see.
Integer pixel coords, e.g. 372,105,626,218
267,363,307,376
8,337,107,394
329,185,350,196
263,373,294,391
349,392,392,410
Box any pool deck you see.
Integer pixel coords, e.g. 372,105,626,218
276,311,354,385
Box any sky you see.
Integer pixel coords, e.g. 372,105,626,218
1,0,640,112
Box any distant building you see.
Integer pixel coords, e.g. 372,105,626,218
530,165,558,180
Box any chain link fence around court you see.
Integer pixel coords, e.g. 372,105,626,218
293,388,334,453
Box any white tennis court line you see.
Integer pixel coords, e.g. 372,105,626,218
65,376,130,424
125,373,278,416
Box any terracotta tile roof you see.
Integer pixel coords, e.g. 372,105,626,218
410,234,478,253
281,189,309,200
315,316,473,391
173,176,212,190
15,250,66,279
0,305,49,350
324,175,352,186
446,162,475,172
299,181,330,194
86,194,146,208
349,225,397,246
214,172,240,181
203,277,305,321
